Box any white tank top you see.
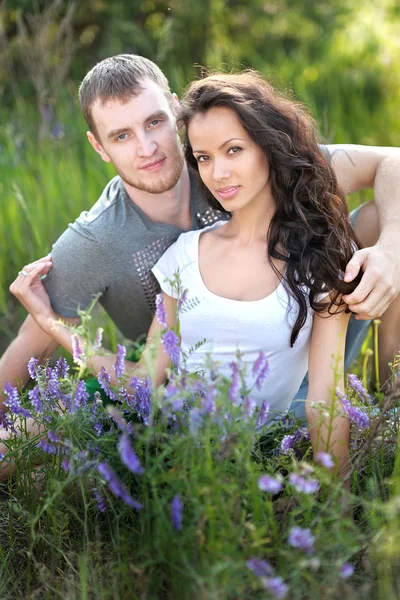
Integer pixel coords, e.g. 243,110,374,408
152,221,318,417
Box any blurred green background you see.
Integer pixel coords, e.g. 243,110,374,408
1,0,400,353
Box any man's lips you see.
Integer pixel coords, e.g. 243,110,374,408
140,157,166,171
216,185,240,199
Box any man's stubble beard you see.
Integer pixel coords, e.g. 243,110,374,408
117,143,185,194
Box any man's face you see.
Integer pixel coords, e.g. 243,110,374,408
89,79,185,194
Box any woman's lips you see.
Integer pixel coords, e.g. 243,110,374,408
217,185,240,200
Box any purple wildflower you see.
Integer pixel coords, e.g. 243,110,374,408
228,362,240,404
47,378,63,402
47,430,61,443
3,383,31,417
262,577,289,599
172,397,185,412
253,352,269,391
28,385,42,413
258,475,283,494
53,356,69,379
37,439,57,454
93,488,107,513
281,434,296,454
289,473,320,495
73,380,89,410
243,396,257,420
0,410,16,434
71,334,85,367
252,351,266,376
256,400,270,429
129,377,152,424
117,434,144,475
155,293,168,327
107,405,128,431
0,453,4,461
189,407,203,436
97,462,142,510
97,367,120,402
161,330,180,366
171,494,183,531
339,563,354,579
93,422,104,437
114,344,126,379
61,459,70,471
316,451,334,469
246,557,273,577
200,392,216,416
339,391,369,430
347,374,371,404
27,357,39,380
288,526,315,554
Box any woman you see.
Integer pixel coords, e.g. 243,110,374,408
152,71,359,478
10,71,359,475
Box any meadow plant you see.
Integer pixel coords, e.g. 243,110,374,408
0,298,397,598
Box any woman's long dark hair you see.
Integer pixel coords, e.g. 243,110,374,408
178,70,361,346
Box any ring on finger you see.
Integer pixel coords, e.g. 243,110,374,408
18,270,29,277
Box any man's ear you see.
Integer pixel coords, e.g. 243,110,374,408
87,131,111,163
171,93,181,117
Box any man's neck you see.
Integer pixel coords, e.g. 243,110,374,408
123,164,192,231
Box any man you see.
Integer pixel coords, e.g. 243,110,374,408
2,54,400,406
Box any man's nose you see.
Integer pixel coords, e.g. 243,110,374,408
137,133,157,157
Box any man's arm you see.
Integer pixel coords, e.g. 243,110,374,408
0,314,80,408
326,144,400,319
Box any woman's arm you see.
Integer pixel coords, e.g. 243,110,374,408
305,305,351,478
9,262,176,388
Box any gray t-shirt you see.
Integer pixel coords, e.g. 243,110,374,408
44,170,226,343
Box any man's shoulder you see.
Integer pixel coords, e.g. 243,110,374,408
75,176,126,230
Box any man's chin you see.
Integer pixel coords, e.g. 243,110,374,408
122,167,183,195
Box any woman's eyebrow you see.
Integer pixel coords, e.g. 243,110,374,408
192,137,245,153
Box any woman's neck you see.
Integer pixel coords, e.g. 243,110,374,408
223,196,276,246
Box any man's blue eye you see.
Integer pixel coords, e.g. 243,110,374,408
117,133,128,141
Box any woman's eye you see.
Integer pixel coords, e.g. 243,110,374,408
228,146,242,155
197,155,209,163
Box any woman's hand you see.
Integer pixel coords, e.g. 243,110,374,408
9,256,55,330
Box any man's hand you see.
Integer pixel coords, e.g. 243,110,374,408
342,245,400,320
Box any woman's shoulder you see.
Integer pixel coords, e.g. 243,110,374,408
176,220,228,247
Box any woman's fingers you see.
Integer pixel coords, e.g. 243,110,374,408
11,263,48,295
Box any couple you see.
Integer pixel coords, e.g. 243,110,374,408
3,55,400,475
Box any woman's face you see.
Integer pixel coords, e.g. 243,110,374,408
188,106,272,213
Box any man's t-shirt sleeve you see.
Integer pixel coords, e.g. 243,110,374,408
43,221,108,318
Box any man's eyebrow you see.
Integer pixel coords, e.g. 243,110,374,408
107,111,168,140
146,110,168,123
192,138,245,153
107,127,131,140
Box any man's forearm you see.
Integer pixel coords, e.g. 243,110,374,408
374,155,400,245
0,326,59,408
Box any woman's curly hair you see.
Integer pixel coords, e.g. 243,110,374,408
178,70,361,346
